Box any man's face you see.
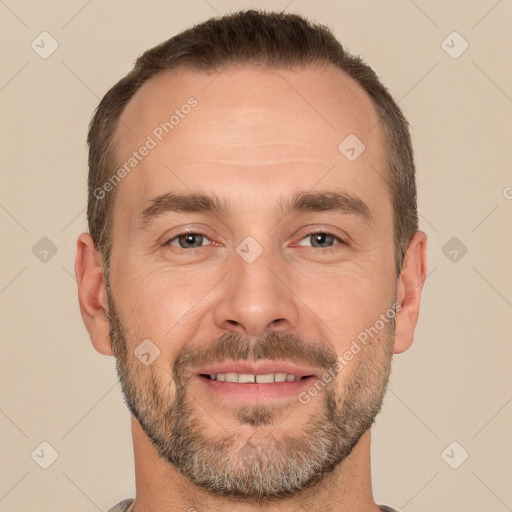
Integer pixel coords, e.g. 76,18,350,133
105,64,397,499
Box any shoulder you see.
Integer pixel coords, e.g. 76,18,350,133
105,498,134,512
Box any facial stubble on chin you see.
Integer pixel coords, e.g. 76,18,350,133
104,277,395,502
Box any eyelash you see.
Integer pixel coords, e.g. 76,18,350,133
164,230,346,252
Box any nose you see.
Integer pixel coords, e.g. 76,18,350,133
212,246,299,337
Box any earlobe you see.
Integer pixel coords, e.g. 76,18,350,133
393,231,428,354
75,233,113,356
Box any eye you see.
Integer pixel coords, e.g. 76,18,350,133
299,231,345,252
165,232,212,249
163,230,345,251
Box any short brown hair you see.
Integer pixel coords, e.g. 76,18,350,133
87,9,418,276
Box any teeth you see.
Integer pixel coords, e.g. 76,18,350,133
238,373,256,383
256,373,274,383
208,372,306,383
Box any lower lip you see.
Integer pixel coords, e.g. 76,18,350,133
195,375,318,401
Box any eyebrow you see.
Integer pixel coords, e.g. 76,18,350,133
137,190,374,230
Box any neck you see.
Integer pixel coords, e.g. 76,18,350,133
129,417,382,512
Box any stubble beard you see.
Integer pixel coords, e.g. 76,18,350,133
105,278,395,502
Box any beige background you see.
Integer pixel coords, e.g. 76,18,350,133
1,1,511,510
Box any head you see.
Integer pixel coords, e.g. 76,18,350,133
76,9,426,503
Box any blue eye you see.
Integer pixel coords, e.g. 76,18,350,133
164,230,345,252
166,232,210,249
298,232,344,249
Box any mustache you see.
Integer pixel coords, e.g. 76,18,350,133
173,331,339,381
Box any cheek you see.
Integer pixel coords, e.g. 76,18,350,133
110,233,396,356
112,262,220,346
291,263,395,343
293,269,395,392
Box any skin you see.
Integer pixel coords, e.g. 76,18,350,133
75,63,427,511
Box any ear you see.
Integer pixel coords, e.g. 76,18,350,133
74,233,113,356
393,231,427,354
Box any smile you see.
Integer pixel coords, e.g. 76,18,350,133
200,372,311,383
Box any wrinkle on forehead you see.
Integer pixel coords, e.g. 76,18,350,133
114,64,384,164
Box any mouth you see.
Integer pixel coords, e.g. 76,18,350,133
193,361,321,402
199,372,311,383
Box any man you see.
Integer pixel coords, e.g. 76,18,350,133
75,9,426,512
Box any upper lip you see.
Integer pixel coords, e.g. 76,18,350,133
194,361,321,379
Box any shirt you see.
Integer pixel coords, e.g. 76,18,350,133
106,499,399,511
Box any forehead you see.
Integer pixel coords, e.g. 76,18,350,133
116,63,383,152
111,64,389,229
